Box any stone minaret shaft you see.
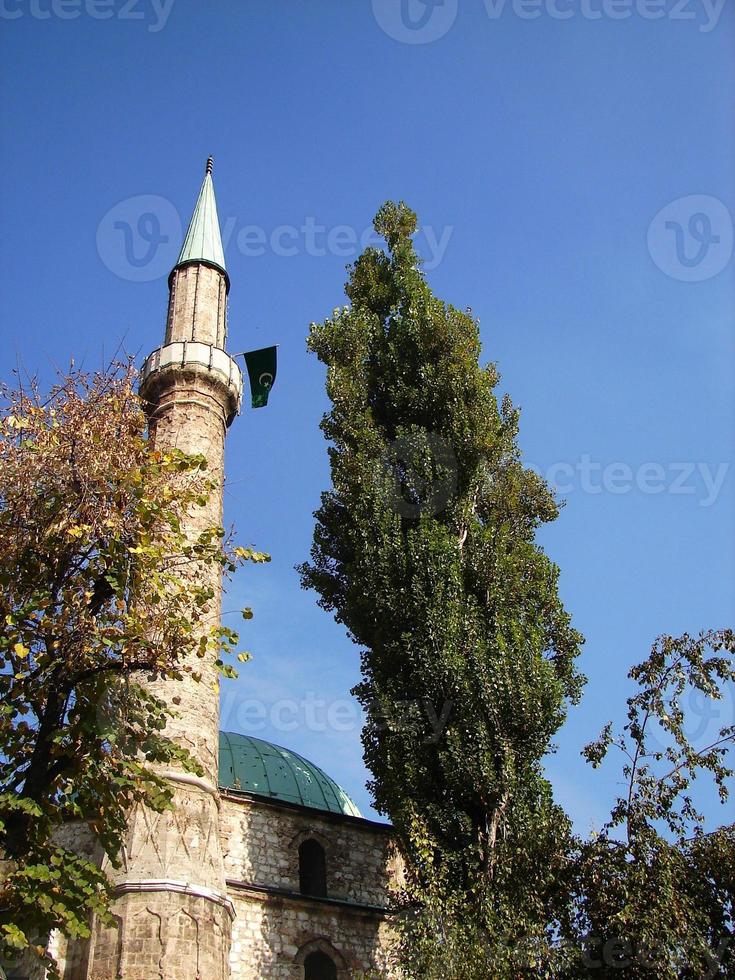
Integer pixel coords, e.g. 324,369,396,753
140,158,238,788
85,159,242,980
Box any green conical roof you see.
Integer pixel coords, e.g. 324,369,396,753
173,157,227,281
219,731,363,818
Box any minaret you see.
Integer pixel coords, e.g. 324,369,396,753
86,159,241,980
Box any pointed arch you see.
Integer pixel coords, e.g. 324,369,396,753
304,949,337,980
294,938,348,980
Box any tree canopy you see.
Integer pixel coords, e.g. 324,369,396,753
300,201,585,965
0,365,266,975
564,630,735,979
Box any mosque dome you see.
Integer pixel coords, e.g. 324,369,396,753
219,731,362,818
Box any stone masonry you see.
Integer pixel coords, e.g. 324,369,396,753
219,794,401,979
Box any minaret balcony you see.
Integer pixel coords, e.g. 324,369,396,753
140,341,243,422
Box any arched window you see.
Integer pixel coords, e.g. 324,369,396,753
304,950,337,980
298,838,327,897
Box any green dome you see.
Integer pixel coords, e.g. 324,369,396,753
219,731,362,818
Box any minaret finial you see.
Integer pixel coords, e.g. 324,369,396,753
206,155,214,175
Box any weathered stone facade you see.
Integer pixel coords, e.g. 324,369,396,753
47,786,401,979
221,795,396,907
43,779,402,979
228,893,394,980
165,263,228,350
221,794,400,979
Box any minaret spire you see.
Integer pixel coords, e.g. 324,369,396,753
156,160,237,361
171,156,228,288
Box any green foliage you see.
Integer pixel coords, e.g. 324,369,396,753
0,364,266,975
561,630,735,979
300,201,584,972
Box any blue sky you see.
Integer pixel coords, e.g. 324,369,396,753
2,0,734,828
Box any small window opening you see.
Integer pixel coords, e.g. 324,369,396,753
304,950,337,980
299,838,327,897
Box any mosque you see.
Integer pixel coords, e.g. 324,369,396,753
50,161,400,979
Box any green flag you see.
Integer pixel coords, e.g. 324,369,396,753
243,346,277,408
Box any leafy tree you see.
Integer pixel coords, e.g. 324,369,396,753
0,365,266,976
562,630,735,979
300,201,584,972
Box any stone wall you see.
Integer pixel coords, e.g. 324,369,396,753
220,796,398,908
220,795,402,978
228,890,397,979
85,890,233,980
140,366,231,785
165,264,228,349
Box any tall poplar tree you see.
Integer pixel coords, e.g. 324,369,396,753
300,202,584,972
